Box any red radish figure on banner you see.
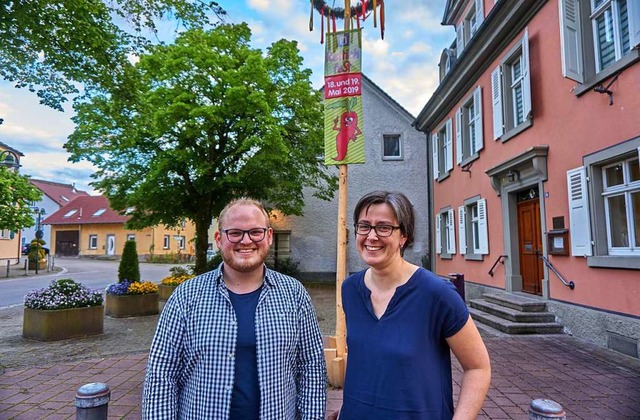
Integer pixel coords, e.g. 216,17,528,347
332,109,362,161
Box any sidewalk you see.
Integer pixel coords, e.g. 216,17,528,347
1,307,639,419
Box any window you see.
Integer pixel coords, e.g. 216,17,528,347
127,234,136,242
178,236,186,250
64,210,78,218
559,0,640,84
92,208,106,217
89,235,98,250
435,209,456,257
491,29,532,141
432,119,453,180
268,232,291,268
569,139,640,268
458,198,489,258
456,87,484,165
382,134,402,160
163,235,170,249
0,229,11,240
456,0,485,55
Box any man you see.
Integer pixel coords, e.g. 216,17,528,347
143,198,327,419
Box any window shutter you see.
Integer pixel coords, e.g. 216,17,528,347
456,23,465,55
473,86,483,153
447,209,456,254
558,0,584,82
432,133,439,179
436,213,442,254
445,119,453,172
629,0,640,48
491,66,504,139
521,28,532,120
475,0,484,26
478,198,489,254
567,167,592,256
458,206,467,255
455,108,463,164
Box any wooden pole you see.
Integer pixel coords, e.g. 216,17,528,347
327,0,351,388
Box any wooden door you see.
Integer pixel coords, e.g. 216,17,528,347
517,199,543,295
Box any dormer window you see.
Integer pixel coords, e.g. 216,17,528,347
93,208,106,217
64,210,78,218
456,0,485,55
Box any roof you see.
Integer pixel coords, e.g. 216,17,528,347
0,141,24,156
30,179,89,206
43,195,130,226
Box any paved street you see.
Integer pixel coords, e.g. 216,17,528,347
0,261,639,418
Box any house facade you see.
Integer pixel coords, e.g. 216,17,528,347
415,0,639,355
0,142,25,263
43,195,196,260
21,180,89,251
270,74,430,281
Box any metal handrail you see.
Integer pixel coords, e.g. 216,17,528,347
539,254,575,290
488,255,507,277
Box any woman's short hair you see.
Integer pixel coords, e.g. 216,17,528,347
353,191,415,249
218,198,271,229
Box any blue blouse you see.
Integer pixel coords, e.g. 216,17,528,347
340,267,469,420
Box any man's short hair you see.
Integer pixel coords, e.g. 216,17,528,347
218,198,271,229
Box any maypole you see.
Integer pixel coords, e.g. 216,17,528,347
310,0,386,388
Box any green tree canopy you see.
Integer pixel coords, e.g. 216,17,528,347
65,23,337,274
0,0,225,111
0,167,42,232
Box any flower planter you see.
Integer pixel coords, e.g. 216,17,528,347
105,293,159,318
23,306,104,341
158,284,178,301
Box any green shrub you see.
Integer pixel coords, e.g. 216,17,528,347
268,258,300,278
118,240,140,283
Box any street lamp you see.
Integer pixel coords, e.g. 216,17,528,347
31,207,46,274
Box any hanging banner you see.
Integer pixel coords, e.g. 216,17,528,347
324,29,365,165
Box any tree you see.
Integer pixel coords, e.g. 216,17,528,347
65,23,338,274
119,240,141,283
0,0,225,112
0,167,42,232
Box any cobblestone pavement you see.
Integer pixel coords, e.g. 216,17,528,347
1,284,640,419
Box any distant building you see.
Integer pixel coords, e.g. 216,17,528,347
43,195,196,260
21,180,89,250
269,74,430,281
0,142,25,264
414,0,639,355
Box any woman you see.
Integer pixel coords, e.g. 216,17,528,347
340,191,491,419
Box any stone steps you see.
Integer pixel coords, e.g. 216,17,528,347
469,292,565,335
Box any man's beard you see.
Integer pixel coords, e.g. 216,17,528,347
220,245,268,273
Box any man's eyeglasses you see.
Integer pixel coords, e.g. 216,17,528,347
222,228,268,243
354,223,400,237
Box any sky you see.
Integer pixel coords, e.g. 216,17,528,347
0,0,451,195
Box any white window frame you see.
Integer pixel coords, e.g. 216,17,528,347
559,0,640,84
89,235,98,250
432,119,453,180
456,87,484,165
570,138,640,269
458,198,489,258
457,0,484,55
382,134,403,160
436,208,456,257
178,236,186,250
0,229,11,240
491,28,532,142
163,235,170,249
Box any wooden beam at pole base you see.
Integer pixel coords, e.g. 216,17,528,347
328,356,347,388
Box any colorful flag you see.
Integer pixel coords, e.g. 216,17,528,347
324,29,365,165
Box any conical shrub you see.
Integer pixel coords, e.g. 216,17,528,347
118,240,140,283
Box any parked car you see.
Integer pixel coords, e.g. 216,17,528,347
21,244,50,256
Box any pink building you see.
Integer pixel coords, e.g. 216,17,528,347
415,0,639,356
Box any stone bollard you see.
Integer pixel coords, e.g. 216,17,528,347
529,399,566,420
75,382,110,419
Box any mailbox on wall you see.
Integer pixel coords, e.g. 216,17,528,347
547,229,569,256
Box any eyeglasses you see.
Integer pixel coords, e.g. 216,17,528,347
354,223,400,237
222,228,268,243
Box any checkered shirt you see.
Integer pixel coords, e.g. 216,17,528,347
142,265,327,419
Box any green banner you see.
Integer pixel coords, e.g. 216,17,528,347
324,29,364,165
